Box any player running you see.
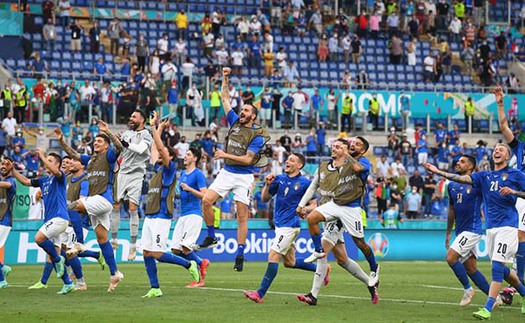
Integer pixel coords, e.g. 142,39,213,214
424,143,525,320
11,149,74,294
141,112,200,298
56,125,123,293
0,157,16,288
243,153,326,303
197,67,269,272
445,155,491,306
108,110,152,260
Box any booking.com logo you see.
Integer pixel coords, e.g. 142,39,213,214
368,233,389,258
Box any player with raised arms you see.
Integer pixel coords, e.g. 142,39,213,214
424,143,525,319
243,153,327,303
197,66,269,272
445,155,491,306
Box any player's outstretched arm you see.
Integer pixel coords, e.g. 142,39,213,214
213,148,255,165
55,128,81,161
423,162,472,184
494,87,514,143
36,148,62,178
220,67,232,115
150,111,171,166
11,167,31,186
98,119,124,153
500,186,525,199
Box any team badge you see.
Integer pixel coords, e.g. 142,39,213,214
466,187,471,194
294,183,300,190
502,173,508,181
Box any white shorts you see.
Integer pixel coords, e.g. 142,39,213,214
316,201,364,238
209,168,254,206
82,195,113,230
322,220,345,246
486,226,518,264
171,215,203,251
0,225,11,248
116,171,144,206
271,227,300,255
515,197,525,232
418,152,428,165
142,217,171,253
59,226,77,249
39,218,69,247
450,231,481,263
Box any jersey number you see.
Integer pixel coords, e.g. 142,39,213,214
458,236,468,247
490,181,499,192
355,221,362,232
456,193,463,204
497,243,507,254
156,235,161,244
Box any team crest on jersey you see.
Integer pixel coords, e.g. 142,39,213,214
502,173,508,181
466,187,471,194
294,183,301,190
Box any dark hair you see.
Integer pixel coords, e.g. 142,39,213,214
355,136,370,153
48,152,62,165
291,153,306,169
336,138,350,150
134,109,147,121
62,155,71,161
189,147,202,164
2,156,13,163
244,103,258,119
461,154,477,169
96,133,111,145
166,146,177,161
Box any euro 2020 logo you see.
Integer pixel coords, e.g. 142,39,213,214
368,233,389,258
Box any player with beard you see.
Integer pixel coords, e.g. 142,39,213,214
196,67,270,272
106,110,152,260
0,157,16,288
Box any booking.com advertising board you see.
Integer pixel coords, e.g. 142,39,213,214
2,228,490,265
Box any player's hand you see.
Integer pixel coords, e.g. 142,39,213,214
54,127,63,140
150,111,158,127
499,186,516,196
180,183,190,191
296,206,304,217
493,86,504,104
213,149,226,160
222,67,231,77
35,189,42,201
159,119,170,130
35,147,45,157
423,162,438,174
265,174,276,185
98,119,109,133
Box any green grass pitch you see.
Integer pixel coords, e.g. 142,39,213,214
1,261,523,322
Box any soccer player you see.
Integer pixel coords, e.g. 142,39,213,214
56,125,124,293
197,67,269,272
297,138,380,281
141,112,200,298
445,155,491,306
170,144,209,288
11,149,74,294
108,110,152,260
424,143,525,319
0,157,16,288
243,153,324,303
495,87,525,285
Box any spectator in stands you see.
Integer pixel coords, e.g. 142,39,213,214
377,155,390,178
161,59,177,96
186,83,204,127
282,61,300,87
448,15,462,43
247,35,262,68
426,10,436,35
241,85,255,105
480,57,496,87
2,112,17,146
495,31,508,59
375,178,389,217
405,186,421,219
157,33,170,62
328,33,339,62
93,57,110,77
292,133,303,153
433,52,443,83
368,93,380,130
262,49,274,77
211,10,225,37
89,20,101,53
172,37,187,66
416,133,428,165
436,0,450,32
42,18,56,52
260,87,273,127
505,72,521,94
32,53,49,78
231,46,245,76
406,37,417,66
175,9,188,40
281,91,294,128
98,81,112,122
341,34,351,64
325,88,339,130
389,33,403,65
448,123,461,146
108,17,123,56
441,47,452,74
422,174,436,218
351,34,362,64
309,9,323,36
423,51,435,82
271,86,283,122
317,34,329,62
341,93,353,132
0,83,13,120
14,79,28,123
391,157,407,177
343,70,354,88
409,168,425,192
387,9,400,38
309,88,323,125
134,34,149,73
68,19,83,52
398,133,412,166
355,10,368,39
57,0,71,27
305,129,317,163
387,127,400,156
461,42,474,74
42,0,55,25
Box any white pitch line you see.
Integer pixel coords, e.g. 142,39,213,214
421,284,466,291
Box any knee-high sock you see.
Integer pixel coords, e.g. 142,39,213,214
158,252,190,268
516,241,525,284
450,261,471,289
310,257,328,298
37,240,60,263
77,250,100,259
294,258,317,272
257,262,278,297
468,270,490,295
144,256,159,288
365,252,378,272
40,261,54,284
61,267,72,285
311,234,323,252
182,252,203,266
67,256,84,280
129,210,139,246
99,241,117,275
237,244,245,257
340,259,369,285
110,209,120,242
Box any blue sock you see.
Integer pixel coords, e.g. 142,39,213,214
207,225,215,238
257,262,279,297
61,268,72,285
38,240,60,263
294,258,317,272
515,283,525,297
503,266,510,279
483,296,496,312
77,250,100,259
450,261,471,289
0,261,4,281
183,252,203,266
237,244,245,257
68,256,83,280
516,242,525,284
491,261,505,282
158,252,190,268
468,270,490,295
365,252,379,272
311,234,323,252
41,261,54,284
144,256,159,288
99,241,117,275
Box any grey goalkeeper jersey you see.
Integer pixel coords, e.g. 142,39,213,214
119,128,153,174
